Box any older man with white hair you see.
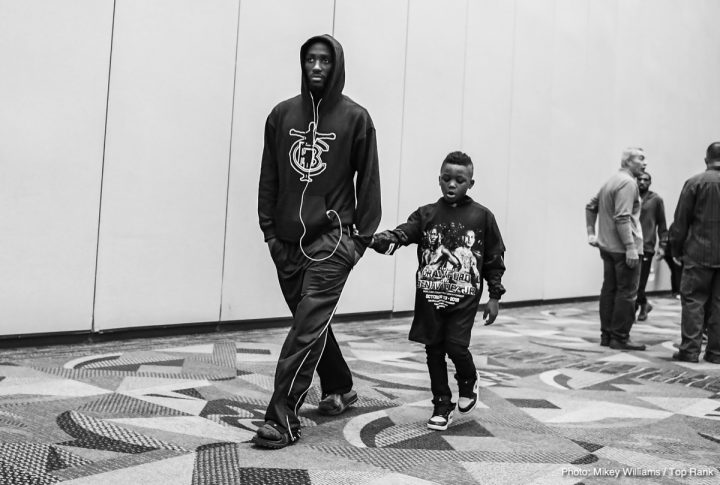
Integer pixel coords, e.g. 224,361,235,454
585,147,647,351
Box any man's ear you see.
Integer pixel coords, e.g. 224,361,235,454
469,179,475,188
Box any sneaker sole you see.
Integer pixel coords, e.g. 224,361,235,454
318,393,358,416
427,414,454,431
458,371,480,415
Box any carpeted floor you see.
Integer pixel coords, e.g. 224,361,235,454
0,296,718,484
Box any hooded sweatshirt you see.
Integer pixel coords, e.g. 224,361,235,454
258,34,381,255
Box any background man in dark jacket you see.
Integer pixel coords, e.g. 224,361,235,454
255,34,381,448
670,142,720,364
635,171,668,321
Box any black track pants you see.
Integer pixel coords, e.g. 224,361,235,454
264,231,356,438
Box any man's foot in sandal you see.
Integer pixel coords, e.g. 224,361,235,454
252,421,300,449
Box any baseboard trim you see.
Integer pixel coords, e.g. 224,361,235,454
0,291,675,348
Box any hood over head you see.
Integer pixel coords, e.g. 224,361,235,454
300,34,345,108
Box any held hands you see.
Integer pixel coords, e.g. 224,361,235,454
587,234,599,247
654,247,665,260
483,298,499,326
370,230,400,255
625,248,639,268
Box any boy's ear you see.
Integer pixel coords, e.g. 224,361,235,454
469,179,475,188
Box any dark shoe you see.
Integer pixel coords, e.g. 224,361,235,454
609,339,646,351
318,390,358,416
252,421,299,449
637,303,652,321
672,351,699,363
427,397,455,431
703,353,720,364
456,371,480,414
600,335,610,347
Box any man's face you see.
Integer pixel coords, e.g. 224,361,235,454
637,173,651,193
627,154,647,177
462,230,475,248
439,163,474,203
304,42,333,94
428,228,439,244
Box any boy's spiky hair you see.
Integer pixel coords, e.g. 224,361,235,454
442,151,473,168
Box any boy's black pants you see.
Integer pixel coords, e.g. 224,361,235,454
426,341,476,400
264,231,356,439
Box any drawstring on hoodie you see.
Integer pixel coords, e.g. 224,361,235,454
298,92,343,262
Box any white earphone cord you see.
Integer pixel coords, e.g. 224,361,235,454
298,94,343,262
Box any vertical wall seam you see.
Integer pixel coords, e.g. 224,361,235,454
218,0,243,324
391,0,411,312
91,0,118,334
541,0,558,301
332,0,337,35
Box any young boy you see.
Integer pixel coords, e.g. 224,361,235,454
370,151,506,430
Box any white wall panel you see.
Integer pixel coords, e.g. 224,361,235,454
574,0,621,299
631,0,720,292
94,0,239,329
333,0,409,313
542,0,594,300
462,0,515,294
221,0,333,321
502,0,555,302
0,0,113,334
392,0,469,311
3,0,720,337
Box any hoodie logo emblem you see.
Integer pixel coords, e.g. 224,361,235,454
289,121,336,182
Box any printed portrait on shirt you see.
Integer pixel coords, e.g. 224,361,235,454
417,223,482,309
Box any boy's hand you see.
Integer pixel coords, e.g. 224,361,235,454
483,298,499,325
370,230,399,255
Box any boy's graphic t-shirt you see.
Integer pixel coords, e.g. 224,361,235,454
417,223,482,309
393,196,506,346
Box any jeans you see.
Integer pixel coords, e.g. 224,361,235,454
637,251,654,306
425,341,476,400
599,249,641,342
678,262,720,359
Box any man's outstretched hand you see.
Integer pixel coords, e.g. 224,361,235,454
483,298,499,325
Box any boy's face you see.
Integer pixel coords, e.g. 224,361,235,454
439,162,474,203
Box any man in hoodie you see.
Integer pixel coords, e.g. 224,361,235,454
254,34,381,448
634,171,668,321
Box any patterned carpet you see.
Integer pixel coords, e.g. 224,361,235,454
1,296,719,484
